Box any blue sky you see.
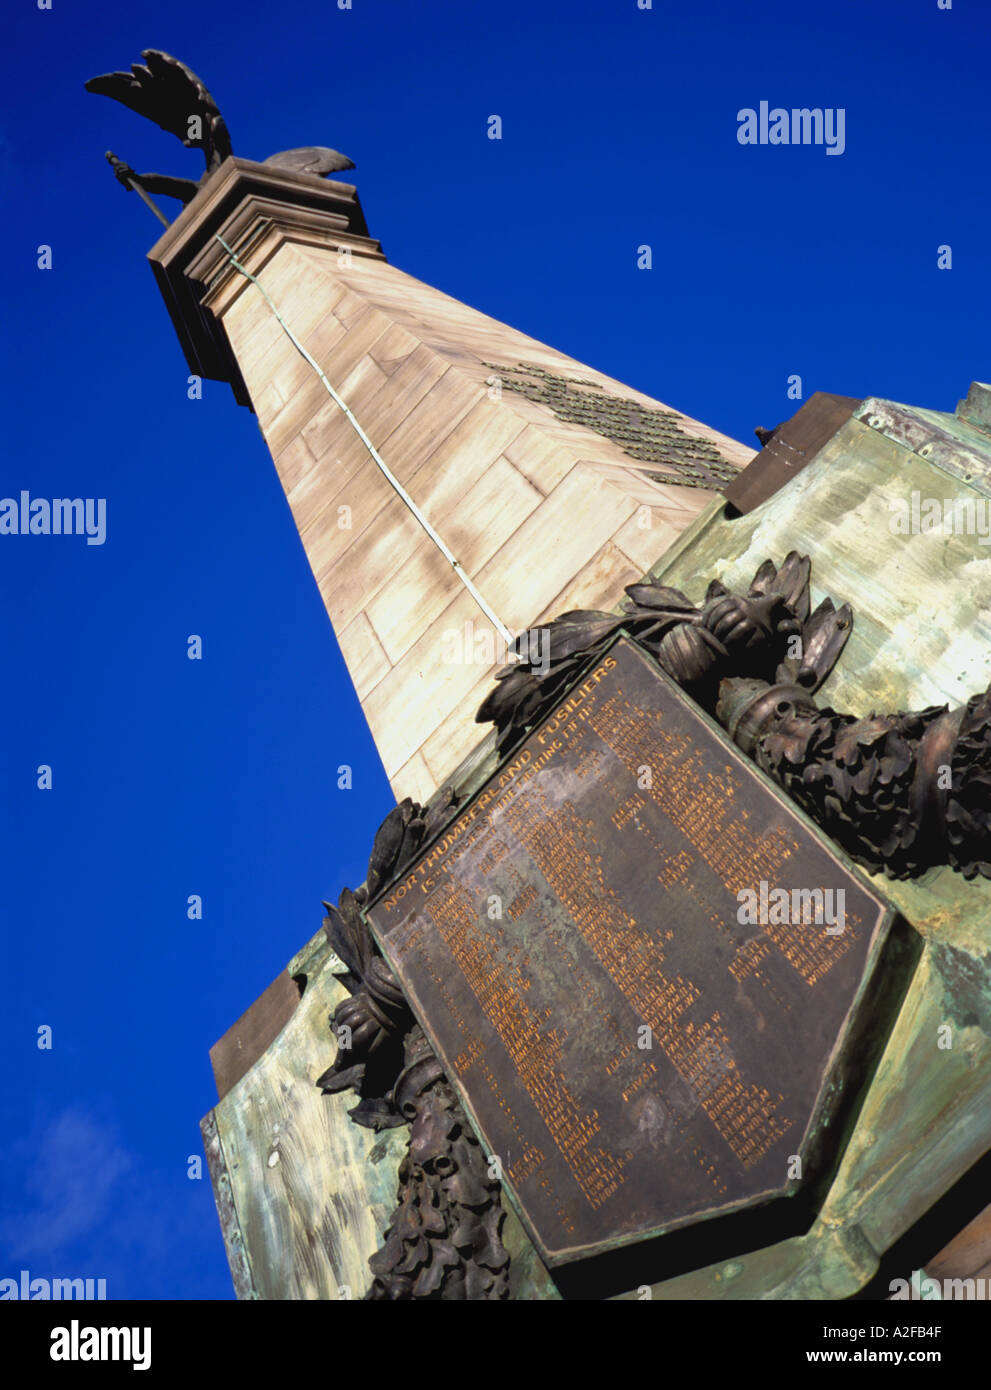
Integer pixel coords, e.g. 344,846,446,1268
1,0,988,1300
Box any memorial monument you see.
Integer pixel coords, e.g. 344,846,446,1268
88,50,991,1300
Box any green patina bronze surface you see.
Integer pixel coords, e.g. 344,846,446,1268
618,388,991,1299
201,930,408,1300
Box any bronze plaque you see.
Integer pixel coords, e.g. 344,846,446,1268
365,638,892,1266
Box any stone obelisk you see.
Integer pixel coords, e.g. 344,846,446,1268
148,158,751,802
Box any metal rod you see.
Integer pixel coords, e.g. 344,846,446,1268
104,151,171,229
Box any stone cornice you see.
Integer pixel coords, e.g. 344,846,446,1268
146,157,384,406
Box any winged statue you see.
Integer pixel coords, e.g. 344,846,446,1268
85,49,354,206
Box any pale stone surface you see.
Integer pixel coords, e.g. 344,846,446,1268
612,507,685,573
365,456,542,666
470,464,639,634
532,540,643,630
338,610,391,702
421,664,504,785
386,750,437,809
502,425,578,495
275,435,318,498
362,588,498,780
214,230,747,798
